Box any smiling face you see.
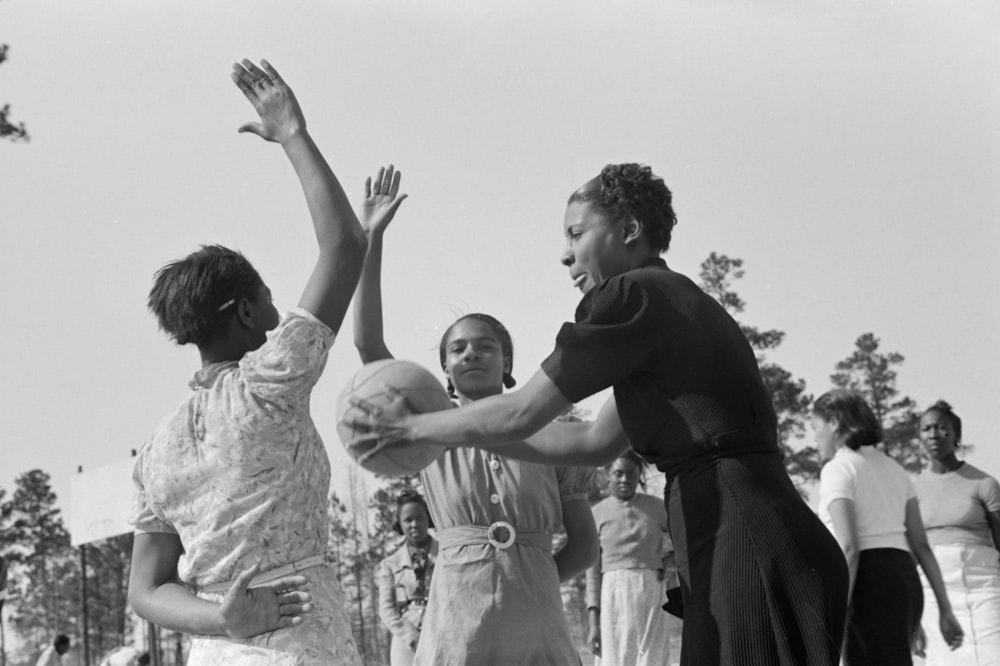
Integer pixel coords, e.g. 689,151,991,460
920,410,959,461
561,200,634,294
398,501,431,546
811,414,841,460
608,457,641,501
442,318,510,403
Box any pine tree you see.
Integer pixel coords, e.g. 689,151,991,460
0,40,29,142
0,470,76,648
831,333,922,471
698,253,819,484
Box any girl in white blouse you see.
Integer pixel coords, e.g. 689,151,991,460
814,389,962,665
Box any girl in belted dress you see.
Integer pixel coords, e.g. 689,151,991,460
376,491,437,666
352,166,598,665
353,163,850,666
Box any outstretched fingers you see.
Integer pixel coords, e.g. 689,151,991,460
387,167,403,199
261,59,284,85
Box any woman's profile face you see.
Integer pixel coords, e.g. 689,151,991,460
399,501,431,545
919,410,958,461
443,318,509,402
811,414,840,460
561,201,631,294
608,458,641,500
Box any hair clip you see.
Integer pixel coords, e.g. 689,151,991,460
216,298,236,312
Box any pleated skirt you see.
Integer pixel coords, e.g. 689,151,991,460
665,452,848,666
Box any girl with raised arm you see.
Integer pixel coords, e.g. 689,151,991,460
353,165,597,665
128,59,366,665
354,163,850,666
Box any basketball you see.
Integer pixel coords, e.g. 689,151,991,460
336,358,453,476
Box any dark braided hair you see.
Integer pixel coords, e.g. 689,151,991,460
148,245,264,347
438,313,516,399
921,400,963,445
392,489,434,534
568,163,678,253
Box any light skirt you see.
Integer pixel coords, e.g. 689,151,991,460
919,542,1000,666
596,568,671,666
389,605,426,666
187,564,361,665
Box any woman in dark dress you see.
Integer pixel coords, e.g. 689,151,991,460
353,163,849,665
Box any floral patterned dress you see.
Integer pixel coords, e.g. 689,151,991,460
131,308,360,665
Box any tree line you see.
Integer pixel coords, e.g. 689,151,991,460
0,252,931,665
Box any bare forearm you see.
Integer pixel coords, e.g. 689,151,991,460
282,130,364,252
913,543,952,612
353,231,392,362
130,582,226,635
409,379,562,448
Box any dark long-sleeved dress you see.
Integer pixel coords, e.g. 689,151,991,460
541,258,848,666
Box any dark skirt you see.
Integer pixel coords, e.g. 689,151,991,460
844,548,923,666
665,452,848,666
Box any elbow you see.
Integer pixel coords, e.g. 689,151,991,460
127,586,151,622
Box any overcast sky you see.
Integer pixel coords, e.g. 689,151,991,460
2,0,997,522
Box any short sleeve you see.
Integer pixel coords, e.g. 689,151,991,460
556,465,598,502
980,474,1000,513
129,447,177,535
819,458,855,512
240,308,335,406
541,275,659,403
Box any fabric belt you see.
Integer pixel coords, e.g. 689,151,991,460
436,522,551,552
199,555,325,595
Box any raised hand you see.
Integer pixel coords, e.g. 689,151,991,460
219,563,314,639
360,165,408,236
231,59,305,144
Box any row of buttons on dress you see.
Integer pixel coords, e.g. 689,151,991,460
489,454,502,504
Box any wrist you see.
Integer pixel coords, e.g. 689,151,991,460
278,126,310,151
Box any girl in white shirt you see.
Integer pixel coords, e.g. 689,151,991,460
813,389,962,665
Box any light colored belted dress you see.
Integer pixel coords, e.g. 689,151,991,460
414,448,594,665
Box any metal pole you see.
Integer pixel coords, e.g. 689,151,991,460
146,621,161,666
80,545,90,666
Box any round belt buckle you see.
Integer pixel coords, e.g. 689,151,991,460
486,521,516,550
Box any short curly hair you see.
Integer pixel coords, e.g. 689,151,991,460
812,389,883,450
921,400,963,445
147,245,264,347
568,163,678,253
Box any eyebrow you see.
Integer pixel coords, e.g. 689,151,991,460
448,336,500,345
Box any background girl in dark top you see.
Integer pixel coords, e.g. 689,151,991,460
352,163,848,665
